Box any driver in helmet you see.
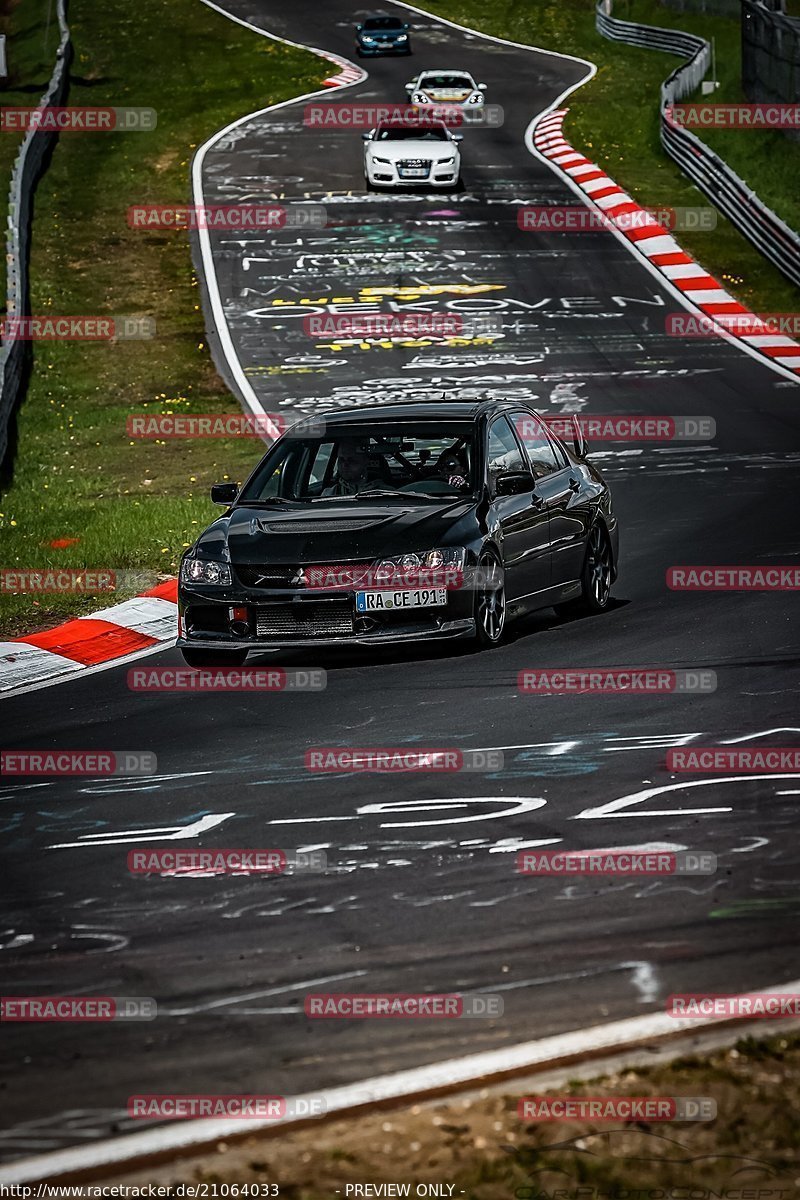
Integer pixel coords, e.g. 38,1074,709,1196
324,442,384,496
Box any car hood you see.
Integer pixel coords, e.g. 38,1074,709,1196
198,499,477,564
366,141,457,162
360,29,405,38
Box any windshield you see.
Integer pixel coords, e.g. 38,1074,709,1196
363,17,404,28
375,125,449,141
419,74,474,89
239,423,477,503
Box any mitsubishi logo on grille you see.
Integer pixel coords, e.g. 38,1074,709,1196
290,567,308,586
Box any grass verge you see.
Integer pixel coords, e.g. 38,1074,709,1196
411,0,800,314
96,1031,800,1194
626,0,800,235
0,0,325,638
0,0,61,310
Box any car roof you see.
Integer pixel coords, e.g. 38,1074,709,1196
311,400,524,425
417,69,475,77
376,119,448,132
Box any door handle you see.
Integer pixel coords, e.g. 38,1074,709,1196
531,492,544,507
568,476,581,494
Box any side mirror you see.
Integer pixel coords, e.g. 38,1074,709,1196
478,83,487,90
495,471,535,495
362,131,373,141
571,415,589,459
210,482,238,505
405,82,415,92
451,133,463,142
403,23,409,30
356,23,362,30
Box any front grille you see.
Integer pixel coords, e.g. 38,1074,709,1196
256,602,354,638
397,159,431,169
235,564,297,589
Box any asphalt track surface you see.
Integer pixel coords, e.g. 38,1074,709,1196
2,0,800,1167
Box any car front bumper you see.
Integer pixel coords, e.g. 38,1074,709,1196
179,584,475,651
365,161,459,188
356,40,411,54
177,622,474,652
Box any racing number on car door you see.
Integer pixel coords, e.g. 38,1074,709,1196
487,416,552,599
512,412,587,587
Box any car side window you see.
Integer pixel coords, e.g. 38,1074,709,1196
512,412,562,478
307,442,335,488
487,416,526,479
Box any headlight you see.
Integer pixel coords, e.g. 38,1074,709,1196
468,92,484,104
372,155,392,165
412,92,427,104
395,33,408,40
360,35,374,42
437,157,455,167
373,548,466,582
181,557,232,587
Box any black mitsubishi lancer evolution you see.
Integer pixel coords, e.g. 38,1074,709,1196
177,400,619,665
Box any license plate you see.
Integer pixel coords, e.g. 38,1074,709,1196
399,168,427,177
356,589,447,612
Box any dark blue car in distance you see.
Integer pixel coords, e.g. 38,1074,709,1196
355,15,412,56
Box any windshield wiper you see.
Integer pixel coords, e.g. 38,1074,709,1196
356,488,408,499
239,498,296,507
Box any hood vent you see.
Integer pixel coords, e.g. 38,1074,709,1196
259,518,384,534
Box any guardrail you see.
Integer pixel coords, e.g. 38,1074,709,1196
595,0,800,290
0,0,72,469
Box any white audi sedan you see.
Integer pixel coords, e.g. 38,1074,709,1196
405,69,486,108
363,120,463,190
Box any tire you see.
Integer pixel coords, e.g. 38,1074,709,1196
181,648,249,668
473,551,506,648
555,524,613,617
